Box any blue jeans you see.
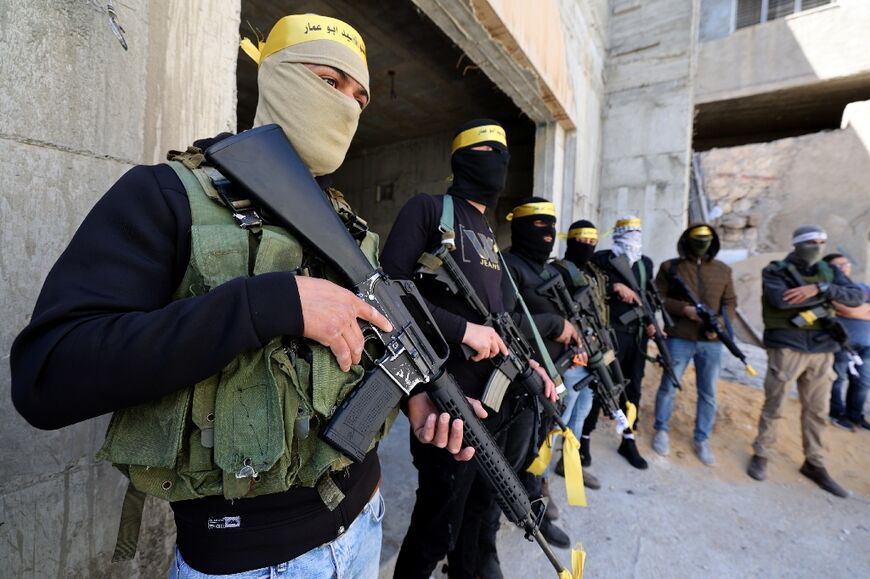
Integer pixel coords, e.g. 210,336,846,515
543,365,593,477
169,491,385,579
653,337,723,443
831,344,870,422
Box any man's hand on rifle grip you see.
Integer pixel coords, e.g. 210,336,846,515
528,359,558,402
613,282,641,305
407,392,489,461
462,323,509,362
296,277,393,372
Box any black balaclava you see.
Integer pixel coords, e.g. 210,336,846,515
447,118,510,207
791,224,827,267
509,196,557,265
686,225,714,258
564,219,597,268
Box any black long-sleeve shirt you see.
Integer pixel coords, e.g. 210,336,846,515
9,141,379,573
380,193,504,399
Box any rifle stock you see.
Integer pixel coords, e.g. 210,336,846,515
205,125,571,577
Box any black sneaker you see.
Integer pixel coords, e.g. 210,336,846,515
799,461,849,498
579,436,592,467
832,416,856,432
539,517,571,549
618,438,648,470
476,550,504,579
853,417,870,431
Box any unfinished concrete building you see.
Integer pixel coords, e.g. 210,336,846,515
2,0,866,577
694,0,870,334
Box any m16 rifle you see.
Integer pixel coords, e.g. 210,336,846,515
667,268,757,377
610,255,680,388
536,261,630,432
204,124,574,577
416,244,566,425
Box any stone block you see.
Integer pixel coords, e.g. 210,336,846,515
720,213,748,230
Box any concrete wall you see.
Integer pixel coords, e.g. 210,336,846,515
699,0,733,42
0,1,239,576
696,0,870,105
698,101,870,283
597,0,699,269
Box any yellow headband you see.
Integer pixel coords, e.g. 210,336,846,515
451,125,507,153
615,218,641,228
241,14,367,67
559,227,598,241
688,225,713,238
506,201,556,221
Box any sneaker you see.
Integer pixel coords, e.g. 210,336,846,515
747,454,767,481
852,417,870,431
583,470,601,490
579,436,592,467
541,478,559,521
651,430,669,456
618,437,648,470
832,416,856,432
476,550,504,579
693,440,715,466
539,516,571,549
799,461,849,498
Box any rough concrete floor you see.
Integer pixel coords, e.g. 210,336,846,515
377,359,870,579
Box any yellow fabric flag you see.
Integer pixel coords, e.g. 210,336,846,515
555,545,586,579
626,401,638,430
526,428,587,507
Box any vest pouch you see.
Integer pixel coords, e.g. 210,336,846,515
253,227,305,274
98,387,191,470
214,342,285,500
191,224,249,290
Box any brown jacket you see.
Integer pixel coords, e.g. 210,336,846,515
654,225,737,341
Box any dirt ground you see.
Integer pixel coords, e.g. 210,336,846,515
377,361,870,578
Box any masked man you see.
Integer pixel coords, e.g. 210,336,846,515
651,224,737,465
747,226,863,497
381,122,553,579
554,219,610,486
584,216,658,470
11,15,472,578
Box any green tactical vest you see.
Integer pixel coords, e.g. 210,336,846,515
762,260,835,331
97,156,396,509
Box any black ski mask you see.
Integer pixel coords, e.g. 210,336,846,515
447,119,510,207
509,197,557,265
565,219,597,268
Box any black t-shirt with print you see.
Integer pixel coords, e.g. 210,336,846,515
380,194,504,399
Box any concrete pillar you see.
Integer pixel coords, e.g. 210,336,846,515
597,0,699,269
0,2,239,576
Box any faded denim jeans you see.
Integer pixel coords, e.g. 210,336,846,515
543,365,593,477
169,491,385,579
653,337,722,443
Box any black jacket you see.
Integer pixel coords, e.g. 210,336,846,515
9,136,378,574
762,253,864,352
592,250,656,332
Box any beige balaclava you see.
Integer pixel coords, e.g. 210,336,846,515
242,14,370,176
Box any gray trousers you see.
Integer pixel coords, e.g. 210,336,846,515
752,347,835,467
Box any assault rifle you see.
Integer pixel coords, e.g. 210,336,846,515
205,125,572,577
610,255,680,388
416,245,567,427
667,269,757,377
536,262,630,431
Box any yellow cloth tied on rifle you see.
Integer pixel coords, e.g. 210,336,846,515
626,400,638,430
526,428,587,507
556,546,586,579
